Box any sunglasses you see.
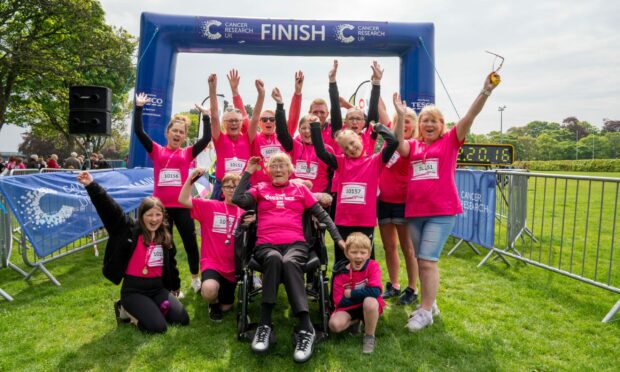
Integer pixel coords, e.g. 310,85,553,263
260,117,276,123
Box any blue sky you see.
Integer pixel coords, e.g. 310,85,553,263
2,0,618,152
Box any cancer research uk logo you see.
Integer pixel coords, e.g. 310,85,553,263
202,19,222,40
335,24,355,44
17,188,75,230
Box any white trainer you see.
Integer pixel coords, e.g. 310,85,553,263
406,308,433,332
191,277,202,293
410,301,440,318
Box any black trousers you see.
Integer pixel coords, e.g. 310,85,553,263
121,276,189,333
335,226,375,265
166,207,200,275
254,242,309,315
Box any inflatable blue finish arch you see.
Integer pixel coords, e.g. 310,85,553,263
129,13,434,167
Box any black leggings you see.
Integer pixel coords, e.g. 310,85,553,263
121,276,189,333
166,207,200,275
335,226,375,265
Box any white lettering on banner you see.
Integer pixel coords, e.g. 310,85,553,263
260,146,281,160
386,152,400,168
295,162,318,179
158,169,182,186
341,182,367,204
261,24,325,41
460,191,490,214
212,213,237,234
148,245,164,267
411,159,439,180
225,158,246,173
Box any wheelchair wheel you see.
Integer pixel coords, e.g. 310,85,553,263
237,272,250,340
317,270,331,335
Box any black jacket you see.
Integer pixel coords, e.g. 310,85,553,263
85,181,180,290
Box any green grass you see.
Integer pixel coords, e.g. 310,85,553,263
2,230,620,371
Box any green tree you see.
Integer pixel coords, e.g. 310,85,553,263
0,0,135,152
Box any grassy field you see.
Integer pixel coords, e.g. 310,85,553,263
1,230,620,371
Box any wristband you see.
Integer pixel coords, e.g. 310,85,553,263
371,79,381,85
480,89,492,97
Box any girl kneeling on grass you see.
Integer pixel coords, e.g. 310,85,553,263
77,171,189,334
178,170,251,323
330,233,385,354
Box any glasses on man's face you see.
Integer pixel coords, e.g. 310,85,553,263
225,119,242,124
224,107,241,113
347,117,364,122
485,50,504,73
260,117,276,123
222,185,236,191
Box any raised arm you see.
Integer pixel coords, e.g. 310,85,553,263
78,171,131,235
377,96,391,127
208,74,222,141
178,167,205,208
328,60,343,136
273,88,293,152
287,70,304,136
227,69,250,133
247,80,265,144
191,106,212,158
456,73,499,142
376,124,398,163
366,60,383,127
311,122,338,169
392,93,411,157
133,92,154,153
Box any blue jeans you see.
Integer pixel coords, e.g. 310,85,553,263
408,216,456,261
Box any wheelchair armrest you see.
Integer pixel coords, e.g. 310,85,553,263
248,257,262,272
317,222,327,231
304,250,320,272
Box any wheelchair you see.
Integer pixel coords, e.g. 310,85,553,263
234,210,332,343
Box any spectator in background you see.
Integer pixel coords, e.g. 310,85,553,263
83,153,99,170
13,156,25,170
64,152,81,169
47,154,61,169
0,156,5,174
97,153,111,169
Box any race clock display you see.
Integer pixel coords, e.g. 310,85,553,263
457,144,514,166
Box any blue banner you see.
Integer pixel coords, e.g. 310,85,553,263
0,169,154,257
452,170,497,249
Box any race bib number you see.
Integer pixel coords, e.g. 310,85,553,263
225,158,246,173
411,159,439,180
353,278,368,290
341,182,367,204
212,212,237,234
148,245,164,267
386,152,400,168
260,145,281,160
158,169,182,186
294,161,318,179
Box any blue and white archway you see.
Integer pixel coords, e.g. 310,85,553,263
129,13,435,167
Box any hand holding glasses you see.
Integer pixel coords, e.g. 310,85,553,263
485,50,504,86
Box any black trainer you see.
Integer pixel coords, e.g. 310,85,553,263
293,328,316,363
397,287,418,305
381,282,401,299
209,303,223,322
252,324,274,353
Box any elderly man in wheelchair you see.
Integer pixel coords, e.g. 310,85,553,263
232,153,344,363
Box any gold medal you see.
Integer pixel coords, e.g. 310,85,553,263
142,267,148,275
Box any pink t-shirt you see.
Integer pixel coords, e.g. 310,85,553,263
332,259,385,313
149,142,194,208
330,128,375,193
248,181,317,245
289,141,334,193
335,153,384,227
379,150,410,204
251,132,286,184
213,132,252,180
125,235,164,278
405,127,465,218
191,199,243,283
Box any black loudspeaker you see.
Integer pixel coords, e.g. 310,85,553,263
69,110,111,135
68,86,112,136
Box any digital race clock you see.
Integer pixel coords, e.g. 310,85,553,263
457,144,514,166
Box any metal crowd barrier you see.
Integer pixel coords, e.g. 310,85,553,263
476,170,620,323
0,194,28,301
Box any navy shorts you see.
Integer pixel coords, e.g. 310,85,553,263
201,269,237,305
377,200,406,225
